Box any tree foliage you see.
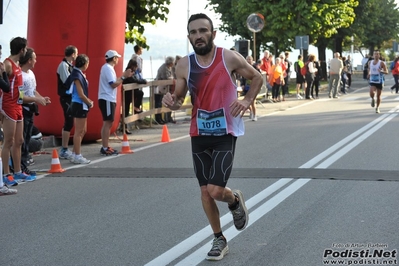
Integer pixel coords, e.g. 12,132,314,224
349,0,399,55
207,0,358,57
125,0,171,49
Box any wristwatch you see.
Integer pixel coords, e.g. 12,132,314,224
120,76,125,80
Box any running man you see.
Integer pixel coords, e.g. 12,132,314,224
368,51,388,113
162,13,263,261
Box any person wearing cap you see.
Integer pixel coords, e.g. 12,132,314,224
98,50,133,156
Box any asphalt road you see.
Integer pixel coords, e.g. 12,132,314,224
2,75,399,266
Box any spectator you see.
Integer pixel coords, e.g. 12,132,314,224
154,56,175,124
241,55,259,121
19,47,51,173
66,54,93,164
294,55,305,99
122,59,147,134
98,50,132,156
172,55,182,79
260,50,271,81
328,52,343,99
362,54,372,80
131,45,144,76
340,56,348,94
390,55,399,93
305,54,317,100
345,55,353,89
57,45,78,160
270,57,284,102
282,51,291,100
312,59,323,99
279,53,288,101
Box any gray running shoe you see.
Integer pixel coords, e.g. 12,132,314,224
230,190,249,231
73,155,91,164
206,236,229,261
0,185,17,196
371,98,375,107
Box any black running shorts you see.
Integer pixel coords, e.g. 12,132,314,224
191,134,237,188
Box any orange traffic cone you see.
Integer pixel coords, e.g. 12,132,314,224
48,149,65,173
161,125,171,143
120,134,134,154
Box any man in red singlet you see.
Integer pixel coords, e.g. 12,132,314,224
1,37,34,187
162,13,263,261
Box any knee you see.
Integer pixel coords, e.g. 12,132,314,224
205,185,225,201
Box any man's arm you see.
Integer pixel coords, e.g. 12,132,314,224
380,61,389,74
228,50,263,104
162,57,188,110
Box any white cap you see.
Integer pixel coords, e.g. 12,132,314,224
105,50,121,59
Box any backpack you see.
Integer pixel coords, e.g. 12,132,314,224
300,62,309,76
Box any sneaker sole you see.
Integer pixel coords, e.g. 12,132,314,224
233,190,249,231
206,245,229,261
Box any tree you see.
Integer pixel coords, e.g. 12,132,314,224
335,0,399,58
125,0,171,49
207,0,358,58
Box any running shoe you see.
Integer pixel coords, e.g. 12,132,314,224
14,172,36,182
73,155,91,164
230,190,249,231
371,98,375,107
376,107,380,114
59,148,74,160
22,165,37,177
3,174,18,187
0,185,17,196
206,236,229,261
100,147,119,156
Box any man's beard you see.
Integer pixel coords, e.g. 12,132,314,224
191,35,213,56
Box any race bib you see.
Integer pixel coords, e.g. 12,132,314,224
370,74,381,83
197,108,227,136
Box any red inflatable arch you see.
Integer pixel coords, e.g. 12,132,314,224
27,0,127,141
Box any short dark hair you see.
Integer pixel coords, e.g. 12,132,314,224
65,45,77,57
0,44,2,50
10,37,27,55
187,13,214,33
134,45,141,53
19,47,34,66
126,59,138,70
75,54,89,68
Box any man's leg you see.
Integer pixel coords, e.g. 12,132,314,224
2,118,16,175
11,121,24,173
101,120,113,148
370,85,376,108
376,88,382,108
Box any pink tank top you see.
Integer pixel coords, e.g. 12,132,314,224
187,47,244,137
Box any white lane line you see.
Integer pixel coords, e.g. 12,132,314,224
175,178,311,266
144,178,293,266
316,113,398,169
146,105,399,265
299,113,390,168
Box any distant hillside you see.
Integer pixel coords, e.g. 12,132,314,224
142,33,188,60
